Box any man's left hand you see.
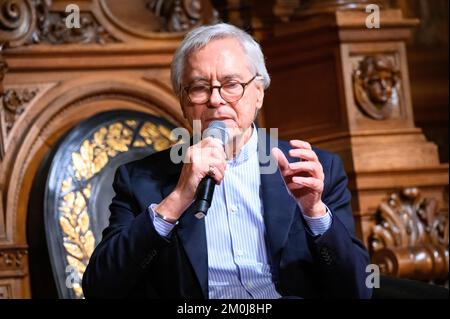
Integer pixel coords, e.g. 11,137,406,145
272,140,326,218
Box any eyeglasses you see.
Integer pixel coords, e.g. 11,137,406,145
183,75,258,104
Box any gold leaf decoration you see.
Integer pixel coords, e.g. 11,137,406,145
72,284,83,298
154,138,170,151
71,123,134,181
59,216,78,240
125,120,137,128
58,120,178,298
139,122,159,144
133,139,147,148
61,178,73,193
78,210,90,234
106,123,132,156
139,123,176,151
83,184,91,199
93,127,107,146
82,231,95,257
158,125,176,142
93,150,108,174
63,242,84,260
67,255,86,277
58,189,91,298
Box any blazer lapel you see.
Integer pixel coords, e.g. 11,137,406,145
258,131,298,269
158,147,209,298
176,204,209,298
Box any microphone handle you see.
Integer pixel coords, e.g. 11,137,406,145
193,176,216,219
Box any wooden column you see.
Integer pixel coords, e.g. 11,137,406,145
257,3,448,280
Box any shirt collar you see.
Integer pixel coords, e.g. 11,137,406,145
227,123,258,166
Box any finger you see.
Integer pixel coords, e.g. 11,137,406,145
289,140,312,150
292,176,324,191
208,156,226,171
207,147,227,162
190,146,206,164
191,148,223,172
205,160,225,184
214,158,227,175
203,136,225,150
271,147,290,174
209,155,227,171
288,148,318,162
211,170,224,184
286,182,307,190
203,138,227,160
195,140,226,161
288,161,324,179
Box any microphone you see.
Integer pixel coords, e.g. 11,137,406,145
193,121,229,219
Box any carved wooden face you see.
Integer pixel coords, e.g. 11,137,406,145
365,69,396,105
181,37,264,140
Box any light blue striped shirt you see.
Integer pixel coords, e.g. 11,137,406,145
149,126,332,298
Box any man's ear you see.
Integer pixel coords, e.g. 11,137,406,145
179,95,188,119
255,83,265,110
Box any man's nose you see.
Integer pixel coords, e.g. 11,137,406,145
208,87,224,107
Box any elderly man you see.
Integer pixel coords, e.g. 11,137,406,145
82,23,372,299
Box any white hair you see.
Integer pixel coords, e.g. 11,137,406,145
170,23,271,98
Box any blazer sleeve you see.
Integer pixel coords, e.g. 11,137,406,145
305,153,373,299
82,164,169,298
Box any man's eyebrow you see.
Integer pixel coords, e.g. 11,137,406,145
220,74,242,81
187,74,243,85
188,76,209,84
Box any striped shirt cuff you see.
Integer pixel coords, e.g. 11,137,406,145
148,203,176,238
302,206,333,236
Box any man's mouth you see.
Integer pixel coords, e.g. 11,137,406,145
205,117,234,123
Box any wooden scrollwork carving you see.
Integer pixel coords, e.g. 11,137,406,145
369,188,449,283
31,2,117,45
147,0,218,32
0,0,117,47
298,0,389,16
2,87,39,133
0,245,28,275
0,0,36,47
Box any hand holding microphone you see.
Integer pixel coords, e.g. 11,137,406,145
192,121,229,218
155,121,228,222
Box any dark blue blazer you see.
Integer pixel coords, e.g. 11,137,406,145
82,133,372,299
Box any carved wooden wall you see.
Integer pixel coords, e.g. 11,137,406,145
211,0,449,284
0,0,216,298
248,0,449,285
0,0,448,298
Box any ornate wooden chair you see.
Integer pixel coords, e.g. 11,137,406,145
43,110,179,298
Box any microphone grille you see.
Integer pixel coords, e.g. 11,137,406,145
204,121,229,145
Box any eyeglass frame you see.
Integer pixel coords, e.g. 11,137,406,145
182,74,259,104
